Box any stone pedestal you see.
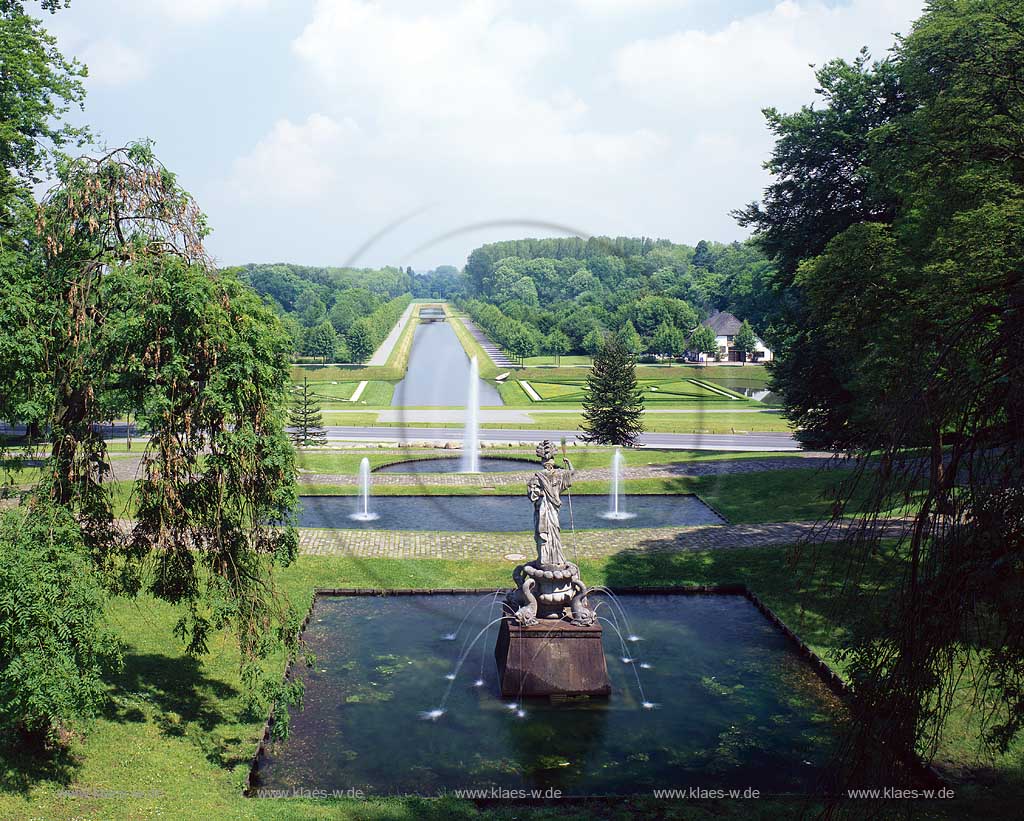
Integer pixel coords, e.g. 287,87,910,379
495,619,611,698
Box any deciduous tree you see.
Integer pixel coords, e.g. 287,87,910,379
732,320,757,364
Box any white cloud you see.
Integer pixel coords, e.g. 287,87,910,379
212,0,926,267
562,0,691,15
279,1,667,201
150,0,270,24
78,39,151,86
615,0,924,112
231,113,361,202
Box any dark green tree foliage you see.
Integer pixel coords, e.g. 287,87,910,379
288,377,327,447
0,498,121,743
738,0,1024,785
688,324,719,363
457,234,774,361
651,321,685,359
345,319,375,363
732,320,757,364
691,239,713,270
238,262,415,359
544,328,570,365
25,144,304,734
0,1,87,429
304,320,336,363
0,1,88,196
580,332,645,446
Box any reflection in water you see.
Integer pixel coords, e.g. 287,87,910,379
297,493,726,531
255,594,844,797
375,456,534,473
392,322,502,407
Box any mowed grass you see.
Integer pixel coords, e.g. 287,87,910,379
290,447,805,475
515,377,756,407
1,546,1018,821
479,411,792,434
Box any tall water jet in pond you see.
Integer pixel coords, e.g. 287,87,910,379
350,457,379,521
461,355,480,473
602,447,635,520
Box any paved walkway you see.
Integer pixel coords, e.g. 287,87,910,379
459,315,515,368
367,303,416,366
297,518,910,559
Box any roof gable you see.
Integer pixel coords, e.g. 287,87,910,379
703,311,742,336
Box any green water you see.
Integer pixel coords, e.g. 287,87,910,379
255,594,845,797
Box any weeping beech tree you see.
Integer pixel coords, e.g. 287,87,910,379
25,142,303,729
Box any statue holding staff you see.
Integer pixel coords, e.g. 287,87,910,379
528,440,573,566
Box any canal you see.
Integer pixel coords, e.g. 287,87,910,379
391,320,503,406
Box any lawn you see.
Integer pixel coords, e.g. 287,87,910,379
479,411,792,434
1,546,1017,820
446,313,502,380
290,447,805,475
507,377,757,408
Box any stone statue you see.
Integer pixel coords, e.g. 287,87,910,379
504,440,596,627
528,440,573,565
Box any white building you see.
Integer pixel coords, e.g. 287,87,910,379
701,311,773,363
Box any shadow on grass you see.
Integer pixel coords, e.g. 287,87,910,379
104,652,248,770
0,732,79,796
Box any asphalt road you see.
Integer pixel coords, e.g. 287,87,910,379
320,426,801,451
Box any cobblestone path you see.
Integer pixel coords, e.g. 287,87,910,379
298,518,909,559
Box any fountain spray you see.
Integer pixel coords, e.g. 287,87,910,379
561,438,579,567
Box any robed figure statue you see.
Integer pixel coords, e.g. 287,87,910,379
528,440,573,566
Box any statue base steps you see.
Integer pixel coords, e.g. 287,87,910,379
494,619,611,698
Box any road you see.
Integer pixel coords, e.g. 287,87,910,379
320,426,801,451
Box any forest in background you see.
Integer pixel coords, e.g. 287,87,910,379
236,236,780,362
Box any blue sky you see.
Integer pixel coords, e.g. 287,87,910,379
48,0,925,271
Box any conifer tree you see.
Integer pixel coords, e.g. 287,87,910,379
579,332,645,446
288,377,327,447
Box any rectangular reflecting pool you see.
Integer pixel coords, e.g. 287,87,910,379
252,593,846,797
392,321,502,407
297,493,726,531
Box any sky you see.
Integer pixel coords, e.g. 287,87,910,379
47,0,926,271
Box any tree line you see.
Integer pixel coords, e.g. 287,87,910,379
455,236,775,362
233,262,462,362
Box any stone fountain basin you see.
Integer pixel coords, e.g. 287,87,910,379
297,493,726,531
250,592,847,798
375,456,534,473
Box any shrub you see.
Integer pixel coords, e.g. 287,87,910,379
0,500,121,744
